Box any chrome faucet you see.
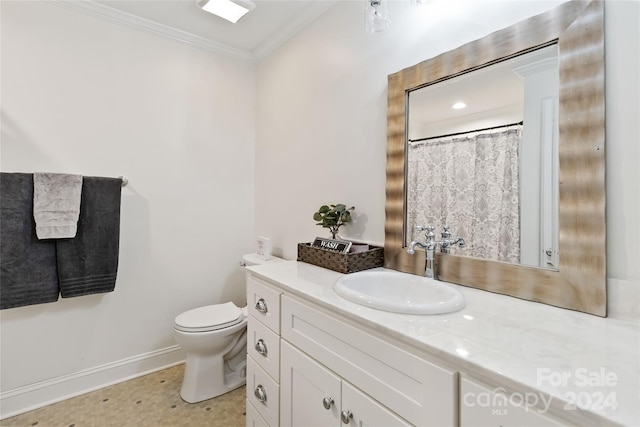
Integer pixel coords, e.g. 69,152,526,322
439,225,466,254
407,225,465,278
407,226,438,278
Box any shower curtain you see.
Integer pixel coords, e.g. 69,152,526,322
406,125,521,263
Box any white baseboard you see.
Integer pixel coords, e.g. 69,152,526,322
0,345,185,420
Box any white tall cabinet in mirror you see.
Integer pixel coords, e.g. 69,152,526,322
514,48,560,268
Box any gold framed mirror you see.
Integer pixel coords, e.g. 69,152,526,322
384,0,606,316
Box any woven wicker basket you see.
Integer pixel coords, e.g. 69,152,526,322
297,242,384,274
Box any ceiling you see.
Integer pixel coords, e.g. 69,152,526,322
61,0,337,61
409,45,558,139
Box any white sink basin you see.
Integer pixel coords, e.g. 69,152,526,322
334,270,465,315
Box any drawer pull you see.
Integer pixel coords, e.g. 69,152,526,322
322,397,334,410
255,298,268,314
255,339,268,356
341,410,353,424
254,384,267,403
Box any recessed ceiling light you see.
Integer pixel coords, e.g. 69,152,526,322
452,102,467,110
196,0,256,24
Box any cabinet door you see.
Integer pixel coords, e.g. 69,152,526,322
342,381,412,427
282,295,457,426
281,341,341,427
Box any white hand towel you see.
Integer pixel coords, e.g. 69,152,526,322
33,173,83,239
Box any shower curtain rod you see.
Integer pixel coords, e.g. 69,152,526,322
408,121,523,144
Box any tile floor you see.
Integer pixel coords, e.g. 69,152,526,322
0,364,246,427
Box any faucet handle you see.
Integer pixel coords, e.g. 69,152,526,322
416,225,435,239
442,225,451,239
425,226,435,240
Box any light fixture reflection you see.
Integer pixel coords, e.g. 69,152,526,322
365,0,390,33
452,101,467,110
456,348,469,357
196,0,256,24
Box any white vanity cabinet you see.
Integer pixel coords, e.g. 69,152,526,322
245,276,282,427
245,271,458,427
281,340,411,426
244,262,634,427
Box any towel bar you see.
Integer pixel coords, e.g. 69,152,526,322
119,176,128,187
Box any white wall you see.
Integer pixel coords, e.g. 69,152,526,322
0,1,255,416
604,0,640,319
255,0,639,311
256,0,568,256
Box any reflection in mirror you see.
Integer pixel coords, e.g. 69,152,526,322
385,0,606,316
406,45,559,269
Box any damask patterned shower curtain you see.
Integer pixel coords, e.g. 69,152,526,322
406,125,521,263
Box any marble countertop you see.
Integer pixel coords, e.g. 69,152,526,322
247,261,640,426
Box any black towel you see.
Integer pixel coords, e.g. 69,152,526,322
1,173,59,309
56,176,122,298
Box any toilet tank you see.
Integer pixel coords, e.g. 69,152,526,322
242,253,284,267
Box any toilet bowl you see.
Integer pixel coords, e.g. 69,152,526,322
173,253,283,403
174,302,248,403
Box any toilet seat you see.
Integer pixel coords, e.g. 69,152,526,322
175,302,244,333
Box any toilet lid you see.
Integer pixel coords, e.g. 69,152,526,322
174,302,243,333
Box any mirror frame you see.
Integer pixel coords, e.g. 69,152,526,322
384,0,606,316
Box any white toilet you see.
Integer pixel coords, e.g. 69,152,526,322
173,253,282,403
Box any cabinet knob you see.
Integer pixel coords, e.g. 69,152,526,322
322,397,334,410
254,384,267,403
340,410,353,424
255,298,268,314
255,339,268,356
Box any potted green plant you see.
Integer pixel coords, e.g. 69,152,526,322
313,204,355,239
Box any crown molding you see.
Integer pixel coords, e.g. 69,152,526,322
52,0,336,63
53,0,255,61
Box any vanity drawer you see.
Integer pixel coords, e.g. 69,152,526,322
247,315,280,381
246,399,270,427
247,276,281,334
246,357,280,427
281,295,457,427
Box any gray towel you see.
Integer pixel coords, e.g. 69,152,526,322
33,173,83,239
1,173,59,309
56,176,122,298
